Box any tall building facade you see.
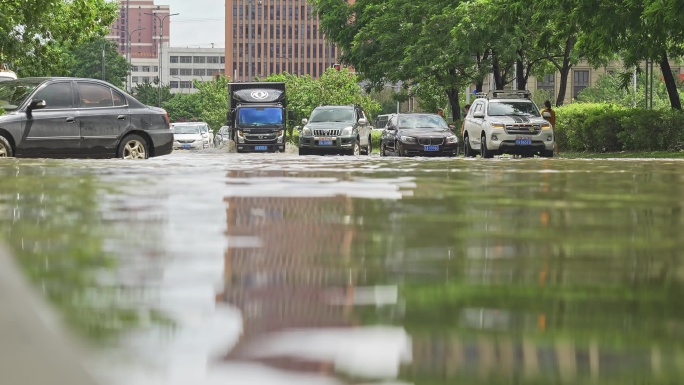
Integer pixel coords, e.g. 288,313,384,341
225,0,341,81
160,47,226,94
106,1,172,90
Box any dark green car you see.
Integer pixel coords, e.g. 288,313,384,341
298,105,373,156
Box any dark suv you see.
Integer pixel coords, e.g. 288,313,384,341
298,105,372,156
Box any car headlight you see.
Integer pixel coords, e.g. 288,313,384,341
302,126,312,136
400,136,417,144
237,130,244,138
445,135,458,144
341,126,353,136
541,122,551,130
491,123,505,130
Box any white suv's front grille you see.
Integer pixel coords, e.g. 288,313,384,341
505,124,541,135
313,129,341,136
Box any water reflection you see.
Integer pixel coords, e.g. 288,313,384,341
1,155,684,385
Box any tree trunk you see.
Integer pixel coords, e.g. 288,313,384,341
516,54,526,90
492,54,505,90
660,52,682,110
555,35,575,107
446,87,461,121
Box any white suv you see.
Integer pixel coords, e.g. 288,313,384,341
462,91,555,158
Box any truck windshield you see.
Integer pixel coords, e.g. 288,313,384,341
237,107,283,126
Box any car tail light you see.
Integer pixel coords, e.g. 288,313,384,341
162,110,170,129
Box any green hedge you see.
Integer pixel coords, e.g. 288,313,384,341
555,103,684,152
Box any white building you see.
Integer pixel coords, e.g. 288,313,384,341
130,46,226,94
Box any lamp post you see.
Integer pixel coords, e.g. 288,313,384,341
114,26,146,92
145,11,179,107
171,75,184,94
277,55,292,74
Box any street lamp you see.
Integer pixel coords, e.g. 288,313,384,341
277,55,292,74
114,26,145,92
145,11,179,107
171,75,184,94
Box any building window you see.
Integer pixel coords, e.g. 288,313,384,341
193,56,206,64
207,56,219,64
573,70,590,99
142,66,151,72
170,56,179,63
132,76,139,83
220,56,225,64
193,69,205,76
153,66,158,72
170,68,179,76
537,74,555,91
131,66,139,72
181,81,193,88
180,68,192,76
170,81,179,89
180,56,192,63
142,76,150,83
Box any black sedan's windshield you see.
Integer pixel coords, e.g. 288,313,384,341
0,80,42,111
398,114,449,130
309,108,354,123
488,101,540,117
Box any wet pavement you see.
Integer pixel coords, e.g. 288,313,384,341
1,149,684,385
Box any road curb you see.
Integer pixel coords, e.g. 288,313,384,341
0,243,100,385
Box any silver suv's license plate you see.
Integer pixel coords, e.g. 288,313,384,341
515,136,532,146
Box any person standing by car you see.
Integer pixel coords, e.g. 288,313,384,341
541,100,559,156
460,104,471,137
437,108,444,118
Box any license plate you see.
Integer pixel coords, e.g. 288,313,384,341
424,145,439,151
254,145,268,151
515,137,532,145
181,144,191,149
319,140,333,146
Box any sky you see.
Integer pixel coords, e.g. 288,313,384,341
164,0,226,48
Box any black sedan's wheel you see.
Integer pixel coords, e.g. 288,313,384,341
464,135,476,158
480,134,493,159
0,135,13,158
118,134,149,159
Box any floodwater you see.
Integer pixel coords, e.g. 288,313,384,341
1,151,684,385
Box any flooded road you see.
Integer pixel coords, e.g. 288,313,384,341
1,152,684,385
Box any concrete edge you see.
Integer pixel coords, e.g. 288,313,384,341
0,243,100,385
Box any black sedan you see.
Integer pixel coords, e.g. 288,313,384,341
0,77,173,159
380,113,459,157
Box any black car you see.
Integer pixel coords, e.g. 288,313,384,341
380,113,459,157
0,77,173,159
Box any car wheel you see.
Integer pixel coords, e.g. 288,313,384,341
464,135,476,158
298,147,309,156
0,135,13,158
346,140,361,156
118,134,149,159
366,136,372,155
480,134,493,159
380,143,387,157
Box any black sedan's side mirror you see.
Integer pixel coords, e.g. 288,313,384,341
27,99,47,111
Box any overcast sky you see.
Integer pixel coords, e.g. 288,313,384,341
165,0,225,48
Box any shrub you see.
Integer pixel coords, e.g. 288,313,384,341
554,103,684,152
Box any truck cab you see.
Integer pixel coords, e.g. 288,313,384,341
228,82,290,153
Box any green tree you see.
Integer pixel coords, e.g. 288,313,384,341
133,82,172,107
62,37,129,89
162,93,202,123
0,0,118,76
195,75,230,131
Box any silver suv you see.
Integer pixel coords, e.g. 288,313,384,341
298,105,372,156
462,91,555,158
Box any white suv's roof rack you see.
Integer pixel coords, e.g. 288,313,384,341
488,90,532,100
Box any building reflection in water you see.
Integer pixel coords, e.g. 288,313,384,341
216,170,413,381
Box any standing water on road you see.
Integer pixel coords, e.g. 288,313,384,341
1,153,683,385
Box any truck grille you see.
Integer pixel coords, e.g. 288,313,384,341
505,124,541,135
245,133,277,142
418,137,444,145
314,129,341,136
